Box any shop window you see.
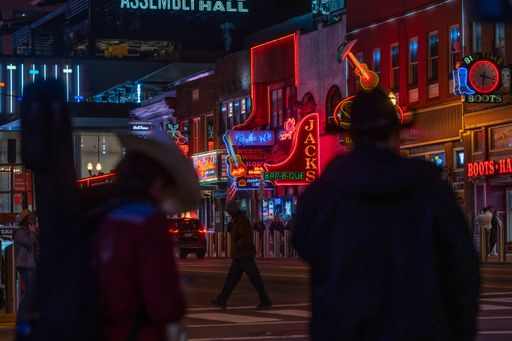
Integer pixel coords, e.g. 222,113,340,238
205,114,215,151
473,22,482,53
430,153,445,168
455,150,464,169
428,31,439,83
390,43,399,91
495,22,506,58
491,125,512,151
271,87,288,129
449,25,461,79
221,103,228,132
373,48,381,76
409,37,418,88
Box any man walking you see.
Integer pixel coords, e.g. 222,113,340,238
212,201,272,309
293,88,480,341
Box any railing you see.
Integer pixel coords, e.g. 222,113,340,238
205,230,298,259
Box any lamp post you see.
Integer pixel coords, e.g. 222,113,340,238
87,161,93,177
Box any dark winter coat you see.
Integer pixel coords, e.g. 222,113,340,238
14,225,37,269
293,144,480,341
231,211,256,259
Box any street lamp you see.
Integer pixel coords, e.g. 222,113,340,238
389,91,397,106
87,161,93,176
96,162,102,173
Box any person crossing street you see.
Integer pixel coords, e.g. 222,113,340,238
211,201,272,309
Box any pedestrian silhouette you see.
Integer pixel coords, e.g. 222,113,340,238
212,201,271,309
293,88,480,341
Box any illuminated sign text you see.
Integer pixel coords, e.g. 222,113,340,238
228,130,275,147
264,113,320,186
120,0,249,12
467,158,512,178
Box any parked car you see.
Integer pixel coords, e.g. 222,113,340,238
168,218,207,259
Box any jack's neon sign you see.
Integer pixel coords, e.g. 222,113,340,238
120,0,249,12
264,113,320,186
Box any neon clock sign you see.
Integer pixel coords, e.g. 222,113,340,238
454,54,503,103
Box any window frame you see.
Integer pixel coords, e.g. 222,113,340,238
449,24,461,79
428,31,439,83
390,43,400,91
408,37,419,88
372,48,381,75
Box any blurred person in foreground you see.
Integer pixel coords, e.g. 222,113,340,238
293,88,480,341
91,132,200,340
211,201,271,309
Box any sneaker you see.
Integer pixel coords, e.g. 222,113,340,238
210,299,227,310
257,301,272,310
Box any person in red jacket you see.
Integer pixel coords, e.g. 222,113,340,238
91,132,200,341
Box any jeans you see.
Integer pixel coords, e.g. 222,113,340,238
218,256,270,304
17,267,35,317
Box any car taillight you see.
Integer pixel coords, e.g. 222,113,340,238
199,228,207,234
169,229,179,234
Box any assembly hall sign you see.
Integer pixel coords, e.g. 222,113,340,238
120,0,250,12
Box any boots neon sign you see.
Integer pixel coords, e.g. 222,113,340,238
454,54,503,103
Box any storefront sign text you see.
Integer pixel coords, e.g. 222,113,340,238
227,130,275,147
264,113,320,186
467,158,512,178
120,0,249,12
192,151,228,183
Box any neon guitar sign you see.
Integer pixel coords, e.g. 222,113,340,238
337,40,379,91
223,133,248,178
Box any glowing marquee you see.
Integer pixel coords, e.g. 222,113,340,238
454,53,503,103
120,0,249,12
264,113,320,186
467,158,512,179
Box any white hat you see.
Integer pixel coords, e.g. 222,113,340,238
117,131,201,212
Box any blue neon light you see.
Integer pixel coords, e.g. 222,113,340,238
54,64,58,79
231,130,275,147
21,64,24,96
137,83,142,103
455,67,475,95
77,65,80,102
43,65,47,80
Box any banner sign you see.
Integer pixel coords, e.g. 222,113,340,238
129,121,153,133
120,0,250,13
234,148,273,190
264,113,320,186
192,150,228,183
467,158,512,178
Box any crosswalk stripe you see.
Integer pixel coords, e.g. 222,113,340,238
479,304,512,311
481,297,512,303
481,291,512,296
257,309,311,318
189,335,309,341
187,313,281,324
187,303,309,312
188,320,307,328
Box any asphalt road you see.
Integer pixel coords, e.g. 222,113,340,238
0,258,511,340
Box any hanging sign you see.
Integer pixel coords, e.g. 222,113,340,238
263,113,320,186
120,0,250,12
192,150,228,183
454,53,504,103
